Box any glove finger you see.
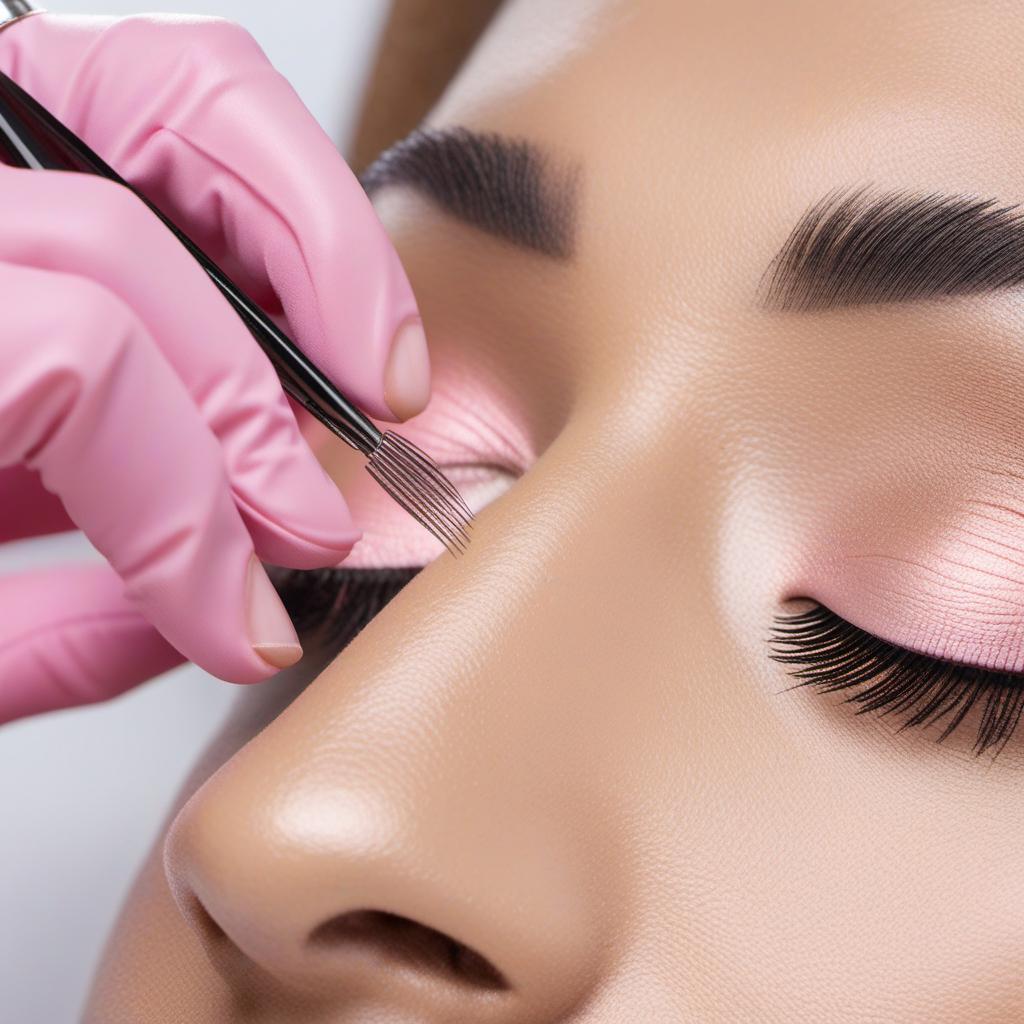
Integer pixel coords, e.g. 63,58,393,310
0,164,361,568
0,562,183,725
0,259,302,684
0,13,428,423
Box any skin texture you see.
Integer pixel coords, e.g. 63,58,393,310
85,1,1024,1020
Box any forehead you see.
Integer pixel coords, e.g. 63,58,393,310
436,0,1024,131
429,0,1024,302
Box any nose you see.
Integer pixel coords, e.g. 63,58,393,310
166,728,605,1020
164,503,615,1020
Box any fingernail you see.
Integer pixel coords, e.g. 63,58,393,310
246,554,303,670
383,316,432,421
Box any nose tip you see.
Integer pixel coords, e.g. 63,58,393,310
164,776,601,1019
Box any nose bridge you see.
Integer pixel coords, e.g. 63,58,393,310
164,437,655,1018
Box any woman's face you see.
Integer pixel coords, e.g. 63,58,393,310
87,1,1024,1020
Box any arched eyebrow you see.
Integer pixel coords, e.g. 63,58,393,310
761,185,1024,311
359,126,581,260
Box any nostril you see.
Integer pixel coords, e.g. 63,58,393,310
308,910,509,991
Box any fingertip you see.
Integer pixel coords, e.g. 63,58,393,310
383,316,432,422
245,555,302,671
252,641,304,671
238,495,363,571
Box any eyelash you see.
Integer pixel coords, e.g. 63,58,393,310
768,602,1024,758
270,566,422,650
265,467,517,656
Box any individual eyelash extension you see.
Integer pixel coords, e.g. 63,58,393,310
270,565,422,649
767,602,1024,758
761,184,1024,311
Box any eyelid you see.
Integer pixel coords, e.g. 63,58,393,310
807,546,1024,677
340,366,535,568
275,465,517,654
341,461,516,571
442,462,518,520
768,600,1024,757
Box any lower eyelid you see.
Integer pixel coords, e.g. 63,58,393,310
442,464,519,513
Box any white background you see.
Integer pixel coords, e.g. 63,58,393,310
0,4,389,1021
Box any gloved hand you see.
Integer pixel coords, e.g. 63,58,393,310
0,12,430,723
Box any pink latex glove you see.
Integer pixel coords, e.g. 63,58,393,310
0,13,431,723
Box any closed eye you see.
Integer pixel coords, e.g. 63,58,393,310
767,600,1024,758
270,463,517,648
272,565,422,652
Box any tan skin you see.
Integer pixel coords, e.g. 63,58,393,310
87,1,1024,1020
348,0,503,172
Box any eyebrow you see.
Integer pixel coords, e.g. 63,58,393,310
761,185,1024,311
359,126,581,260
